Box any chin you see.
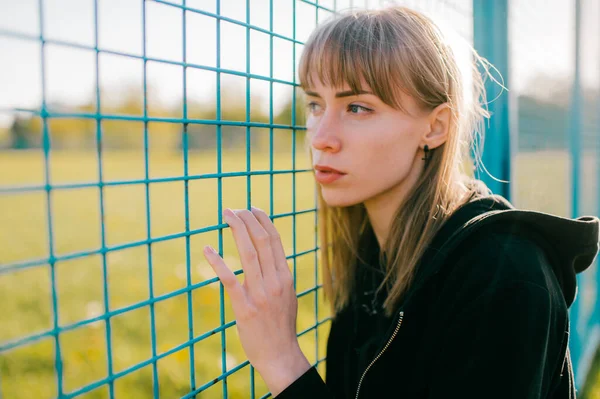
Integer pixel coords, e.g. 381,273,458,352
320,189,363,208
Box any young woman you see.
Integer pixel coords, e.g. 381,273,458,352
202,6,600,398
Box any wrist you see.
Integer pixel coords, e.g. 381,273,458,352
259,348,312,397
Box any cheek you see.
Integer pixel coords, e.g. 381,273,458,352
365,147,412,181
355,126,418,182
305,115,317,130
362,129,415,167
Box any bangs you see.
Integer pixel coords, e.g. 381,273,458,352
298,12,407,111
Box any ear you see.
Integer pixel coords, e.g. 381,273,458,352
421,103,451,149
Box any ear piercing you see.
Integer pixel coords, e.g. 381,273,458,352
422,145,432,162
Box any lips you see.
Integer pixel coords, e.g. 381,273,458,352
314,165,346,174
314,169,346,184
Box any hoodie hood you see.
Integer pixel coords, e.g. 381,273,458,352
415,181,600,308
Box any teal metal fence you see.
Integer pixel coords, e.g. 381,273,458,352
0,0,598,398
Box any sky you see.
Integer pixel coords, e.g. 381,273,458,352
0,0,598,128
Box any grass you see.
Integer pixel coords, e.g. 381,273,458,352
0,148,329,398
0,149,598,398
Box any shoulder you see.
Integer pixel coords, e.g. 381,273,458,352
428,230,569,334
438,230,564,307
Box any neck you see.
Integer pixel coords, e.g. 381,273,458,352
364,154,424,249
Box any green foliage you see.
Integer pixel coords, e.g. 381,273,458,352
579,344,600,399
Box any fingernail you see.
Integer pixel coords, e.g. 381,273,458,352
204,245,215,255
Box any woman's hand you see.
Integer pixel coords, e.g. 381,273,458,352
202,206,311,396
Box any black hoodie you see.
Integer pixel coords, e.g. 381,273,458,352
276,183,600,399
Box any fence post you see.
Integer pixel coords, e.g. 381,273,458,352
472,0,512,200
568,0,588,390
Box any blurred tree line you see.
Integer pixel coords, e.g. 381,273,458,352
1,80,307,153
0,77,598,152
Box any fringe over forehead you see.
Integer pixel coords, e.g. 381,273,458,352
298,7,453,112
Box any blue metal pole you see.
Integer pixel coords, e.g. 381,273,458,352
244,0,256,396
141,1,160,396
569,0,584,390
215,0,228,397
181,0,198,394
472,0,512,200
38,0,64,395
595,0,600,372
93,0,115,396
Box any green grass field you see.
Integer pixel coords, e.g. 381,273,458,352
0,149,598,398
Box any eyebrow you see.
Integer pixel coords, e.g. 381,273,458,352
304,90,374,98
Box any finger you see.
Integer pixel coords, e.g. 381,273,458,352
223,208,264,291
250,206,290,276
235,209,278,284
203,245,246,306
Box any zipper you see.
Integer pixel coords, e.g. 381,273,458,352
354,310,404,399
351,206,504,399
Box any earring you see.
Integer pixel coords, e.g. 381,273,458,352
422,145,431,162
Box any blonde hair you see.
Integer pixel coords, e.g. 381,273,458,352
299,6,495,318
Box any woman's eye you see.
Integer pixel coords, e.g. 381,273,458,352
307,102,322,113
348,104,371,114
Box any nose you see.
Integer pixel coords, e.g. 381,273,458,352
309,110,342,153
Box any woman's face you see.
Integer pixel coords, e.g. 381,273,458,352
304,75,431,208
